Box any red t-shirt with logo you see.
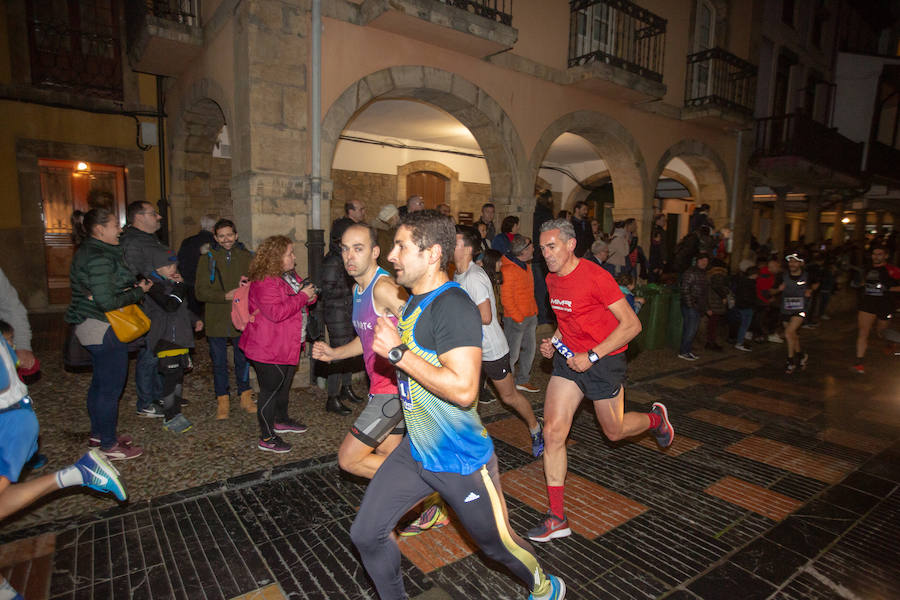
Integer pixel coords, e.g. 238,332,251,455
546,258,627,355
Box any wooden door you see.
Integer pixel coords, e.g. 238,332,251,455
406,171,447,210
39,159,126,304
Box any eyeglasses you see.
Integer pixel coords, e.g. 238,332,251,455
139,210,160,216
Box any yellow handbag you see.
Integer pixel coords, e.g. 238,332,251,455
105,305,151,342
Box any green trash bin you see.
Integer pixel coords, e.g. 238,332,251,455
666,288,683,350
636,284,670,351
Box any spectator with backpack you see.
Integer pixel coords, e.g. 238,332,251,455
239,236,317,454
195,219,254,420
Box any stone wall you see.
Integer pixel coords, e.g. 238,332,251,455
330,168,492,228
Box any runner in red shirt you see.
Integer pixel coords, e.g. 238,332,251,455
526,219,675,543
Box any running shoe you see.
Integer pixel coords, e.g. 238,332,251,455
516,383,541,393
677,352,699,361
797,352,809,370
785,360,796,375
75,449,127,501
136,403,165,418
274,418,309,434
526,511,571,542
89,434,133,448
399,499,449,537
851,363,865,375
529,574,566,600
531,419,545,458
479,386,497,404
163,414,193,434
650,402,675,448
734,343,752,352
258,436,292,453
767,334,784,343
101,442,144,461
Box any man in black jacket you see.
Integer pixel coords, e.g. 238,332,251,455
678,253,710,361
176,214,217,317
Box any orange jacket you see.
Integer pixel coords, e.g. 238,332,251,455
500,256,538,322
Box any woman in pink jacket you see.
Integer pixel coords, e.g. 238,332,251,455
239,235,317,453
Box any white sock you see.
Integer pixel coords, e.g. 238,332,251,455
0,579,19,600
55,465,84,489
530,423,542,435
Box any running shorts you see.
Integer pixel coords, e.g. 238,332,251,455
350,393,405,448
483,354,512,381
552,351,626,400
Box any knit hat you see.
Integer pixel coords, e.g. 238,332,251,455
149,247,178,270
378,204,399,223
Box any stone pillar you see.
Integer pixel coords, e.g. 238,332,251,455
233,0,314,386
730,176,754,271
772,188,788,254
854,209,867,244
831,201,845,245
806,196,821,244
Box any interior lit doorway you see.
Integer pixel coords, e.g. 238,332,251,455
406,171,448,209
39,159,126,304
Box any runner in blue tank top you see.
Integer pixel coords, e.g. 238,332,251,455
350,211,565,600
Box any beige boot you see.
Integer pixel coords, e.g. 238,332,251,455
216,395,229,420
240,389,256,413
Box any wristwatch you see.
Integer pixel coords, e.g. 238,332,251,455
587,350,600,363
388,343,409,365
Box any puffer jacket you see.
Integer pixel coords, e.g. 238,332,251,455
195,244,253,338
319,242,355,346
499,255,537,322
65,237,145,324
680,265,709,311
143,275,197,352
239,276,314,365
119,226,170,278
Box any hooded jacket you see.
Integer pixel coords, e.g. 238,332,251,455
239,276,314,365
499,255,537,322
65,237,145,325
119,226,170,279
195,243,253,338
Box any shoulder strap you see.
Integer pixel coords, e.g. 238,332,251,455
417,281,460,312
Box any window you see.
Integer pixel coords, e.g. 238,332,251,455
25,0,123,100
772,52,796,116
691,1,716,99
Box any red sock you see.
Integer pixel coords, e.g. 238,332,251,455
548,485,565,518
647,411,661,430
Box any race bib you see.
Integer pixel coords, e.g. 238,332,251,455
398,376,412,409
864,282,884,296
783,297,804,311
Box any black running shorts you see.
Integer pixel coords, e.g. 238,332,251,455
552,351,626,400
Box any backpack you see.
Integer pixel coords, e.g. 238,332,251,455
230,283,258,331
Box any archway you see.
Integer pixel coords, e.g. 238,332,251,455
527,111,650,235
650,139,730,230
169,79,234,248
321,66,528,232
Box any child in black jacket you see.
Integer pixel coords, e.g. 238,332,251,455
145,249,203,433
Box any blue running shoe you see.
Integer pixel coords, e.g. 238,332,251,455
531,419,545,458
75,449,127,501
529,574,566,600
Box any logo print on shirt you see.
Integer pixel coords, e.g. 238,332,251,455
464,492,480,503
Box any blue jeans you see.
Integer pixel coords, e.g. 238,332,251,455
208,336,251,396
680,305,701,355
735,308,753,345
135,340,163,411
86,327,128,448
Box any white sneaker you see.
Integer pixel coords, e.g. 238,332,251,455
767,334,784,343
734,344,752,352
677,352,699,361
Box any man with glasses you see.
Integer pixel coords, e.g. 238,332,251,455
120,200,172,418
500,234,541,393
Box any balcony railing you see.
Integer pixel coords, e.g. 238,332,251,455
754,113,863,175
142,0,199,26
685,47,756,115
867,141,900,181
568,0,667,82
439,0,513,26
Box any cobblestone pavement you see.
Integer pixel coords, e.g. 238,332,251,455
1,307,898,599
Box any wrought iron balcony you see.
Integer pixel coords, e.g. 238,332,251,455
439,0,512,26
567,0,667,83
867,141,900,182
359,0,516,58
125,0,202,77
753,113,864,187
685,48,756,115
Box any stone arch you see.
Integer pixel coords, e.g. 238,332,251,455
564,170,611,210
168,78,233,247
396,159,461,212
650,139,730,227
527,111,650,235
321,66,528,226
